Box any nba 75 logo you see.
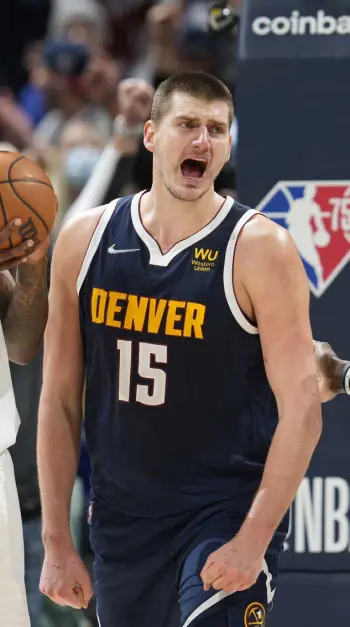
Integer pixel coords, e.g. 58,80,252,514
256,181,350,297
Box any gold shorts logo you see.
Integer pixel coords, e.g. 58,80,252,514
244,602,266,627
192,248,219,272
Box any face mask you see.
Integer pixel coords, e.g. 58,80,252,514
63,145,102,190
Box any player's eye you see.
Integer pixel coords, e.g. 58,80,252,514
210,126,224,134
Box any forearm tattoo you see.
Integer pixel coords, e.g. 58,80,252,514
2,259,48,351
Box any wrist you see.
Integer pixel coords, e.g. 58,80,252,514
113,114,144,140
235,515,274,556
341,362,350,395
16,257,48,287
25,249,49,266
42,529,73,551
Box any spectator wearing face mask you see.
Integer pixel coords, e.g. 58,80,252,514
63,77,155,223
46,118,104,237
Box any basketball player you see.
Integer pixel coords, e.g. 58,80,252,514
37,72,348,627
0,220,48,626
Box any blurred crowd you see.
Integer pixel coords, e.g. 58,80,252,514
2,0,239,625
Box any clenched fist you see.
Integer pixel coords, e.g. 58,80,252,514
200,537,263,594
40,542,93,610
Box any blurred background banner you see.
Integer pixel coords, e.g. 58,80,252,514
237,1,350,624
239,0,350,58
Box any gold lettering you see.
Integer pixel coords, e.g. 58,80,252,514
165,300,186,336
183,302,206,339
124,295,148,331
91,288,108,324
106,291,127,327
207,250,218,261
194,248,209,260
147,298,167,334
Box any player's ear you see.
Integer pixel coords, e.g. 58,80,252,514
143,120,155,154
226,134,232,163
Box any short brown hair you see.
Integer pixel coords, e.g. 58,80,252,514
151,71,234,127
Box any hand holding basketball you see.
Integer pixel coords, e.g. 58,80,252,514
0,151,57,268
0,220,43,270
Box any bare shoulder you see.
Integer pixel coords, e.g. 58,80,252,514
236,213,304,277
233,214,309,321
53,205,107,286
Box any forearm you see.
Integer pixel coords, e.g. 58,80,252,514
37,393,82,549
238,393,322,553
3,258,48,363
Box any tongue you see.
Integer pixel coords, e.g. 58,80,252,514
182,159,203,179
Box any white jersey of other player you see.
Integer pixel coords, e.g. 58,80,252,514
0,321,20,455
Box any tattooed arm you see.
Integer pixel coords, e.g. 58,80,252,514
1,256,48,364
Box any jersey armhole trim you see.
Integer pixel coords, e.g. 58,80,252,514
76,199,119,294
223,209,259,335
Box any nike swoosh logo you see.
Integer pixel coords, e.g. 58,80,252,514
108,245,140,254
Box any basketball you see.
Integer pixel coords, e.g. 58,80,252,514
0,151,58,251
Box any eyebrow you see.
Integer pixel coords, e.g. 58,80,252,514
174,115,228,129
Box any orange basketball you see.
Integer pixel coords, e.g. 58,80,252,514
0,151,58,250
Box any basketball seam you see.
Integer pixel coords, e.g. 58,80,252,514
0,178,54,188
8,157,50,234
0,192,13,248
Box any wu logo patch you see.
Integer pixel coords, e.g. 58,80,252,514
256,181,350,297
192,248,219,272
194,248,218,262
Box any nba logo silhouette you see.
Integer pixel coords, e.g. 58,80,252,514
256,181,350,297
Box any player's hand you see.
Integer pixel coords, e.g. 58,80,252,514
39,544,93,609
200,537,263,594
314,340,346,402
0,219,39,271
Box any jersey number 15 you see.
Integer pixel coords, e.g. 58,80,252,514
117,339,167,406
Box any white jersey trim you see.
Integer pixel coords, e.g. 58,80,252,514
77,199,118,294
223,209,259,335
182,590,231,627
131,191,235,267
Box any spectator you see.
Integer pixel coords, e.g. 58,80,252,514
45,118,105,236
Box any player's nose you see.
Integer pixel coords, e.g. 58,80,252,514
191,126,210,151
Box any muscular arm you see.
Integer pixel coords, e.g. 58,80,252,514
2,258,48,364
37,209,103,549
235,216,322,554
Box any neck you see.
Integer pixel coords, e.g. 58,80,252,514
140,179,225,254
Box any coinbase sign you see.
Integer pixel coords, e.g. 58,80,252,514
239,1,350,59
252,10,350,36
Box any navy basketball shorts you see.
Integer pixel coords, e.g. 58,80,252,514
89,498,284,627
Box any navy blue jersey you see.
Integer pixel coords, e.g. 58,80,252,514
78,192,279,517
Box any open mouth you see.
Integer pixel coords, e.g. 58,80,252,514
180,158,207,180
